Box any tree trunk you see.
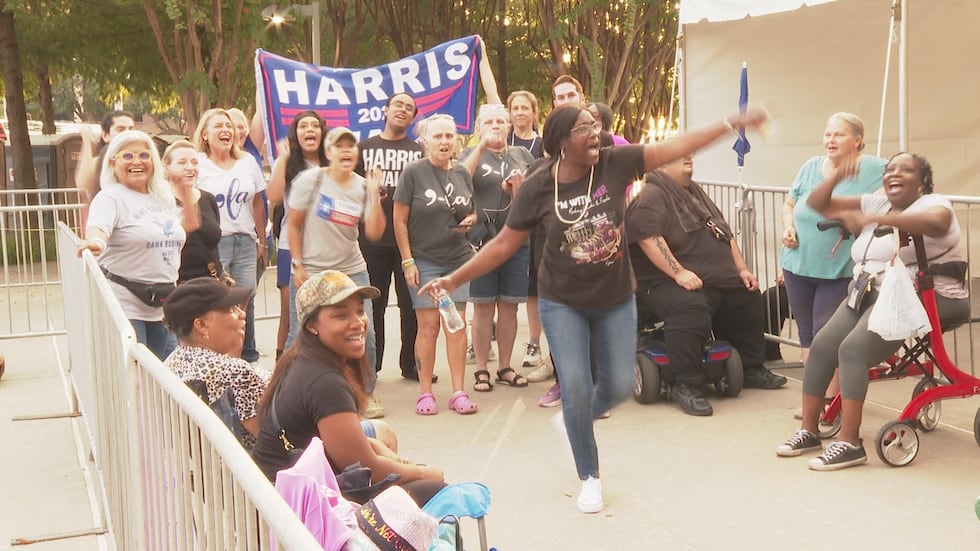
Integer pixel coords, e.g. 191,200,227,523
0,8,37,190
37,64,56,135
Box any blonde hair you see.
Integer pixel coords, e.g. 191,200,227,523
828,112,866,151
193,108,243,159
100,130,176,209
162,139,196,165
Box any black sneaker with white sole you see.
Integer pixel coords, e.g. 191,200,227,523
808,440,867,471
776,429,822,457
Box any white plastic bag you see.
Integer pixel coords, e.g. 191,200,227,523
867,257,932,340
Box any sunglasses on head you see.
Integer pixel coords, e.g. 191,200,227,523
115,151,152,162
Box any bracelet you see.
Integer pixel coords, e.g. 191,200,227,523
257,243,268,249
401,257,415,269
90,238,107,250
722,117,737,134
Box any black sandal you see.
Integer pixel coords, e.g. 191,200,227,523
496,367,528,387
473,369,493,392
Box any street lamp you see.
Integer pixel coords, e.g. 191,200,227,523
262,2,321,66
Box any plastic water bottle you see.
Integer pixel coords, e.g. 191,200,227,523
437,289,465,333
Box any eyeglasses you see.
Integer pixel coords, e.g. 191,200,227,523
115,151,152,162
570,121,602,136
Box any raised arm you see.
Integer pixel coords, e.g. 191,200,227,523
806,156,862,217
268,150,289,206
362,168,386,241
477,37,501,105
642,109,769,173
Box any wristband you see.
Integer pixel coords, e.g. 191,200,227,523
90,238,107,250
722,117,737,135
401,257,415,269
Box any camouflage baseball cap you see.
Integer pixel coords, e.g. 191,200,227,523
295,270,381,323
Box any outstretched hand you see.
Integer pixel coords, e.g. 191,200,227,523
418,276,457,304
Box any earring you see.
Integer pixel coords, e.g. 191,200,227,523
203,332,209,340
313,330,319,336
560,148,566,159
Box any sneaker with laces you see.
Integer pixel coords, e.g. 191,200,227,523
776,429,822,457
522,342,543,367
526,358,555,382
808,440,867,471
466,344,495,366
363,395,385,419
576,476,603,514
538,382,562,407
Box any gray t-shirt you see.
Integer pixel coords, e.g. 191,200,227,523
288,167,369,275
393,159,475,266
461,145,535,235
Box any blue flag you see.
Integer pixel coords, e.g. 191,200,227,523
733,64,751,167
255,36,484,160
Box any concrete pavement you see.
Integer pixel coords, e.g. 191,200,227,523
3,291,980,550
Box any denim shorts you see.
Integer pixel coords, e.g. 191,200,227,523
469,242,529,304
410,257,470,309
276,248,291,288
361,420,376,439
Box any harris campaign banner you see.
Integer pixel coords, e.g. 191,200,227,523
255,35,484,159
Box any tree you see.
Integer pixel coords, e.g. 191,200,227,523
0,4,36,189
141,0,268,131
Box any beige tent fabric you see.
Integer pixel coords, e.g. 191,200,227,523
681,0,980,197
679,0,836,24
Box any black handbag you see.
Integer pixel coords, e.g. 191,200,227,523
267,387,400,503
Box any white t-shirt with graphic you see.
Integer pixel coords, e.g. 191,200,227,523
87,185,186,321
288,168,368,275
195,154,266,237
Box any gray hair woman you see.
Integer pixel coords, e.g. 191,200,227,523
77,130,198,360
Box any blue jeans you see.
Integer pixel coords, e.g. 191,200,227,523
131,319,177,361
539,296,637,480
218,234,259,362
287,269,377,394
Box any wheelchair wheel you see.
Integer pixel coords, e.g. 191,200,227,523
715,347,743,397
816,410,842,439
875,421,920,467
911,379,941,432
634,352,661,404
973,408,980,448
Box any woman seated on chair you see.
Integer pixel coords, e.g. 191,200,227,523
776,152,970,470
163,278,269,448
251,270,447,505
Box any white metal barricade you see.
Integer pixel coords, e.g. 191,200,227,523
56,223,321,550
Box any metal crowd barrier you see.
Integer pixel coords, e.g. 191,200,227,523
0,188,82,338
56,223,321,550
700,180,980,374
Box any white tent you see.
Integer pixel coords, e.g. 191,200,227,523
678,0,980,196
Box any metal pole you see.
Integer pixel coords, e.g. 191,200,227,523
898,0,908,150
310,1,321,66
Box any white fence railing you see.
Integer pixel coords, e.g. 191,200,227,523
56,223,322,550
0,188,82,337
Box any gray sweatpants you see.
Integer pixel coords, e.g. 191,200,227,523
802,289,971,401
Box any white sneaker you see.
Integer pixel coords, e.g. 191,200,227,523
526,359,555,383
363,395,385,419
521,342,543,367
466,344,495,365
576,476,603,513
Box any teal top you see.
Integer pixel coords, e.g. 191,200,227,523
780,155,887,279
